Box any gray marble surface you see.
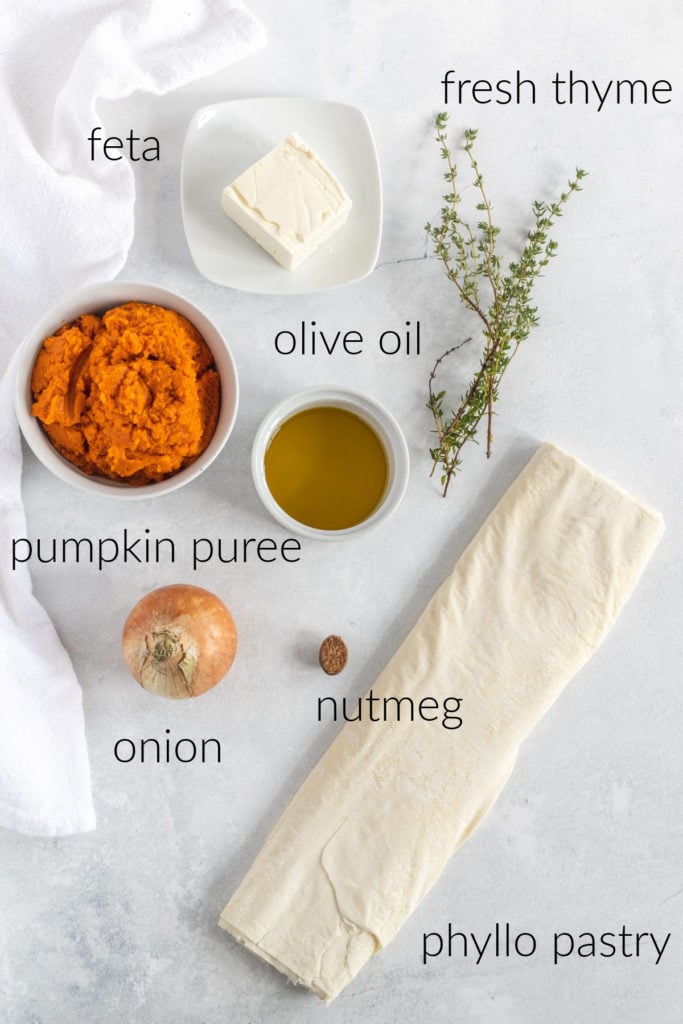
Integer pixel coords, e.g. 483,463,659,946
2,1,682,1022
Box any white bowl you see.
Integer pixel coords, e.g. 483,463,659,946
15,281,239,499
251,386,409,540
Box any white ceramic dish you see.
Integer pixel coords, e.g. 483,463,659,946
15,281,239,500
251,386,409,540
181,97,382,294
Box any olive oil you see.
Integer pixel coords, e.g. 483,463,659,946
264,406,388,530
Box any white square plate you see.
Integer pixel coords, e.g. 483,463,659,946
181,97,383,295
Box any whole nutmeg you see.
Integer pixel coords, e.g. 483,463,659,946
319,635,348,675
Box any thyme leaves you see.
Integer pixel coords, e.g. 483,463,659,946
426,113,586,496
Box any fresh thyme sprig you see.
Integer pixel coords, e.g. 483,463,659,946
425,112,586,496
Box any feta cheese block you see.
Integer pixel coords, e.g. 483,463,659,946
219,442,663,1002
221,133,352,269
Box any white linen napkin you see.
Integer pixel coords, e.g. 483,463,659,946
0,0,265,837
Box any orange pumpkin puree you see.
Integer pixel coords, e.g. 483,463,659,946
30,302,220,484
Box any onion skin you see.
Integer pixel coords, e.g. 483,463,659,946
122,584,237,699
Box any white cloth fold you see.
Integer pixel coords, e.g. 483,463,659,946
0,0,265,836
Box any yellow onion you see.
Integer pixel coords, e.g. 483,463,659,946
122,584,237,699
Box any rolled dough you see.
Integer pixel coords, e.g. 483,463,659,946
219,442,663,1001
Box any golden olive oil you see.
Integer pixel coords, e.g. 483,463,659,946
264,406,388,530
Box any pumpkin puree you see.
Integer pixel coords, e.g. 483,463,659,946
31,302,220,484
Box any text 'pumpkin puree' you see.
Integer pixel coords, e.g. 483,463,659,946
30,302,220,484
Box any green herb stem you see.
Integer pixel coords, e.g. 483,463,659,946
425,113,586,496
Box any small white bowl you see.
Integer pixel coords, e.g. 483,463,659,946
15,281,239,499
251,386,409,540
